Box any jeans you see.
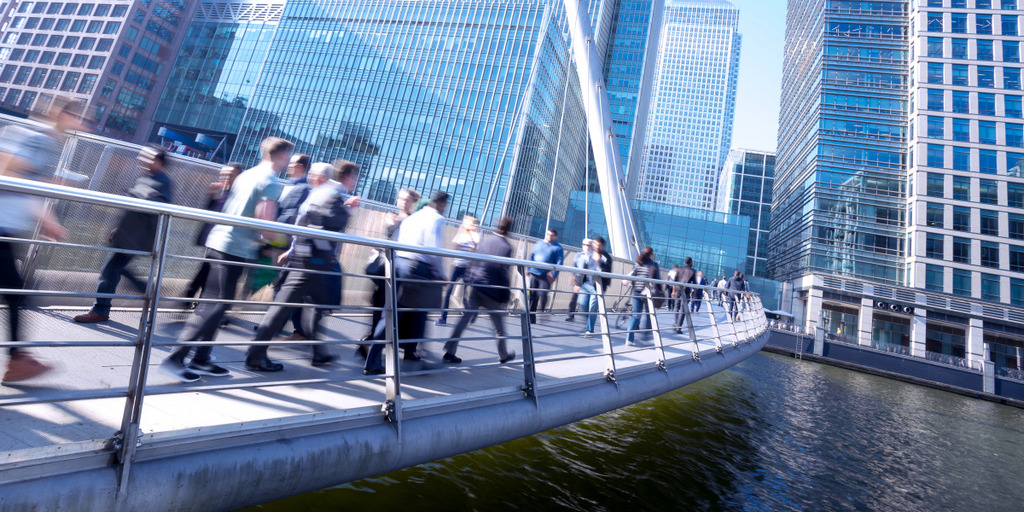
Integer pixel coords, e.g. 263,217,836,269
439,266,468,322
1,241,24,356
577,281,599,333
248,266,334,360
626,293,650,344
169,249,247,365
92,252,146,316
528,273,552,323
442,289,511,361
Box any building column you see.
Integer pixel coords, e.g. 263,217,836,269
808,288,824,356
910,308,927,358
966,318,985,370
858,298,874,347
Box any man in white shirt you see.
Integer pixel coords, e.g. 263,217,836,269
364,191,449,375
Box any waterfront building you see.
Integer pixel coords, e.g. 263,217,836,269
0,0,196,141
772,0,1024,381
630,0,741,210
717,148,775,277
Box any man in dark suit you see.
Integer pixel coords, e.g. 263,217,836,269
74,147,173,323
672,257,696,334
442,216,516,364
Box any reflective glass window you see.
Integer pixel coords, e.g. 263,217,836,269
927,172,945,196
927,233,945,259
952,64,969,85
953,269,971,295
1003,15,1018,36
928,13,944,32
953,237,972,263
980,149,999,173
981,210,1000,236
982,245,1000,269
952,90,969,113
1011,247,1024,272
1007,124,1024,147
928,63,944,83
1004,41,1020,63
980,179,1000,204
927,202,945,227
953,146,971,170
1011,213,1024,240
953,118,970,141
953,206,971,232
928,116,945,138
928,37,944,57
928,89,945,110
978,40,994,61
928,144,945,167
979,120,997,144
1002,0,1017,10
977,15,994,35
980,93,997,115
926,264,944,291
1005,68,1021,90
952,39,968,59
978,66,995,88
1009,182,1024,207
954,176,971,200
951,14,967,33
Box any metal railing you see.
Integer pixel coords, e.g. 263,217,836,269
0,174,767,483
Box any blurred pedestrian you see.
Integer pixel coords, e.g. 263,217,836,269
442,216,516,364
0,99,84,183
576,237,609,336
0,134,68,382
361,188,420,350
672,257,695,334
622,246,660,347
74,147,174,323
183,163,243,303
565,238,591,322
727,270,746,321
267,153,314,340
691,271,708,312
527,229,563,324
247,161,359,370
160,137,291,382
436,215,480,326
364,191,449,375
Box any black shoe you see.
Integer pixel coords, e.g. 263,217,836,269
220,317,231,327
363,367,385,376
564,316,574,321
355,344,369,359
245,357,284,372
186,361,230,377
499,351,516,364
403,351,423,362
311,354,335,366
442,353,462,364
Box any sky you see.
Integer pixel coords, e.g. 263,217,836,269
728,0,786,152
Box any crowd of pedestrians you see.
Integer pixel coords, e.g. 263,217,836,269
0,112,754,384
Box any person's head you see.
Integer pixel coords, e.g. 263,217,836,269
288,153,310,179
138,145,166,173
334,159,360,191
461,215,479,232
673,264,679,269
734,270,741,277
739,273,745,280
307,162,334,187
684,257,693,267
50,98,85,133
429,190,449,214
697,271,704,278
636,246,654,265
545,229,558,243
592,236,606,254
496,216,514,236
220,162,243,187
259,137,294,172
395,188,420,214
582,238,592,251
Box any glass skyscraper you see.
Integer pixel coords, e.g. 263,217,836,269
769,0,909,285
718,148,775,277
630,0,740,209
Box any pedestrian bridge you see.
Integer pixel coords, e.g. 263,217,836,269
0,172,768,511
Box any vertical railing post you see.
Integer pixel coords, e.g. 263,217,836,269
115,213,171,496
726,290,745,346
704,289,731,350
681,289,709,359
516,266,538,402
382,247,403,439
643,287,667,371
596,279,618,384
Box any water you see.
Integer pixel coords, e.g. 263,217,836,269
245,352,1024,511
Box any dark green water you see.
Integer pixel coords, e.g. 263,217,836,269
245,352,1024,511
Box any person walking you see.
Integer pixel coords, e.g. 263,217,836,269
159,137,292,382
364,191,449,375
565,239,591,322
74,147,174,323
691,271,709,313
726,270,746,321
666,264,679,310
623,247,660,347
246,161,359,370
436,215,480,326
672,257,695,334
527,229,563,324
0,135,68,383
361,188,420,348
441,216,517,364
183,163,242,303
717,276,728,307
576,238,609,336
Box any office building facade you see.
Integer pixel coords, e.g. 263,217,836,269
718,148,775,277
0,0,196,140
631,0,740,209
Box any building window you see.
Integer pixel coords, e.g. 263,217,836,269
982,273,1001,301
952,90,969,113
928,62,944,83
71,54,87,68
951,64,969,86
1006,124,1023,147
1012,279,1024,306
953,176,970,200
1004,41,1020,63
952,38,968,59
1003,15,1019,36
982,242,1001,268
1003,1,1018,11
928,144,945,167
952,118,970,141
953,206,971,232
928,37,944,57
978,40,994,61
927,233,945,259
951,13,967,33
926,323,967,361
978,15,994,35
60,72,81,92
43,70,63,89
978,66,995,88
1007,153,1024,176
979,121,997,144
928,89,944,110
1011,246,1024,272
104,22,121,34
1007,96,1023,118
928,116,945,138
926,264,944,291
954,237,972,263
927,203,945,227
952,146,971,170
953,269,972,295
980,149,998,173
78,74,97,94
981,210,1000,236
1008,182,1024,207
55,53,70,66
100,79,115,98
927,172,945,197
980,179,999,205
1011,214,1024,240
1006,68,1022,90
